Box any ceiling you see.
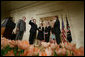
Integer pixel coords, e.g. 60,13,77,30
1,1,38,12
1,1,84,19
1,1,84,12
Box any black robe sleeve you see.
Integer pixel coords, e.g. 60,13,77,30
29,20,34,25
29,20,38,33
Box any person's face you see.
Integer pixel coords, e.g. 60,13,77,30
22,16,26,21
41,23,43,26
33,19,36,24
47,21,50,26
53,16,58,20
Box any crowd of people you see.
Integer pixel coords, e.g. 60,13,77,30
1,16,71,45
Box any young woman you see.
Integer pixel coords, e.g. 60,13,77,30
44,21,51,42
37,23,44,41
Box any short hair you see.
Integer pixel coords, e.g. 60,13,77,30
33,19,36,21
5,16,13,21
55,16,58,19
22,16,26,18
5,16,13,19
22,16,26,20
9,17,13,20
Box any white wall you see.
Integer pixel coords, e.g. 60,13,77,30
10,1,84,48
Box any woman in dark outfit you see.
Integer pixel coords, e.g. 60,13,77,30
29,17,38,44
37,23,44,41
45,21,51,42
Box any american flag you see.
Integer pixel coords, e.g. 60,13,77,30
61,18,67,43
66,17,72,42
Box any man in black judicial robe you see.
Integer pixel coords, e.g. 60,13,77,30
1,17,16,39
29,17,38,44
37,23,44,41
53,16,61,44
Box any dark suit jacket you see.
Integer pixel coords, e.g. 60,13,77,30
54,19,61,34
29,20,37,33
17,19,26,32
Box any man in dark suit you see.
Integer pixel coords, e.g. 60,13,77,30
15,16,26,40
53,16,61,44
1,17,16,39
29,17,38,44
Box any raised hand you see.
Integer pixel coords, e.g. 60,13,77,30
31,17,33,20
